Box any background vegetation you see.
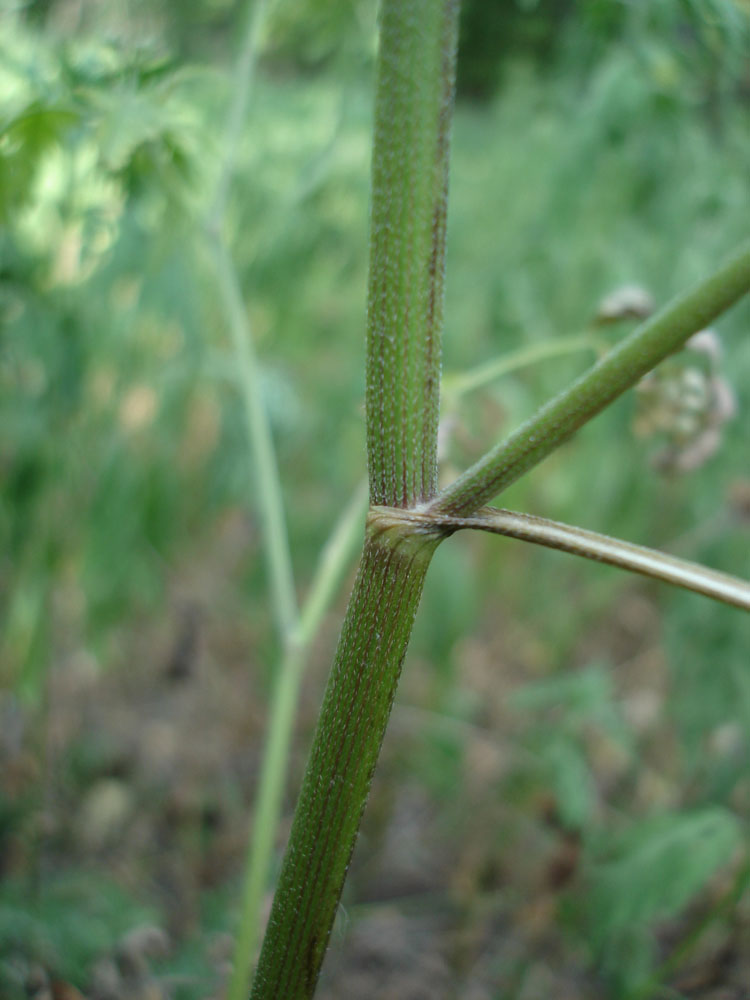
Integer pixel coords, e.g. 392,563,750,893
1,1,749,997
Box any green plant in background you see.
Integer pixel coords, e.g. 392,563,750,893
3,1,750,998
232,1,750,997
0,871,167,1000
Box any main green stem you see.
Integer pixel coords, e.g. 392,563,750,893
366,0,459,507
250,2,459,995
250,518,443,997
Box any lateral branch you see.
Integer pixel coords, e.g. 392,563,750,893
371,505,750,612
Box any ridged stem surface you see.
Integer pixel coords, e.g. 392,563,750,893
366,0,459,507
249,517,443,998
250,6,461,993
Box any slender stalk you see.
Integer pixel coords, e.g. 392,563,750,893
210,234,298,640
207,3,366,990
208,0,296,637
208,0,273,234
296,480,369,646
430,239,750,517
226,642,304,1000
443,334,602,402
374,506,750,612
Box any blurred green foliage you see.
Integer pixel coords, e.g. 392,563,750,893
585,808,742,992
1,0,749,996
0,872,156,995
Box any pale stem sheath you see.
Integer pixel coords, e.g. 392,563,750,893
379,506,750,612
431,239,750,517
225,643,304,1000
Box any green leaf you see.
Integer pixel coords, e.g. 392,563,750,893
586,808,741,972
0,104,79,219
512,663,614,716
511,662,632,748
542,733,593,829
0,873,156,986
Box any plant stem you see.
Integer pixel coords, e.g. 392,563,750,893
251,3,460,994
430,239,750,517
250,515,444,998
443,334,602,402
226,483,367,1000
211,233,298,640
296,480,369,647
366,0,460,507
208,0,273,233
212,234,299,998
207,0,296,639
208,3,361,990
377,505,750,611
226,643,304,1000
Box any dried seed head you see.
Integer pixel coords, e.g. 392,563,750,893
596,284,655,324
686,327,722,363
633,330,737,473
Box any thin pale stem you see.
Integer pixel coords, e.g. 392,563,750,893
226,642,304,1000
207,0,296,640
430,239,750,517
366,0,460,507
379,506,750,612
206,8,307,985
443,334,602,402
211,234,298,639
296,480,369,646
226,483,368,1000
208,0,273,233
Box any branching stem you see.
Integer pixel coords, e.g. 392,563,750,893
431,239,750,517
